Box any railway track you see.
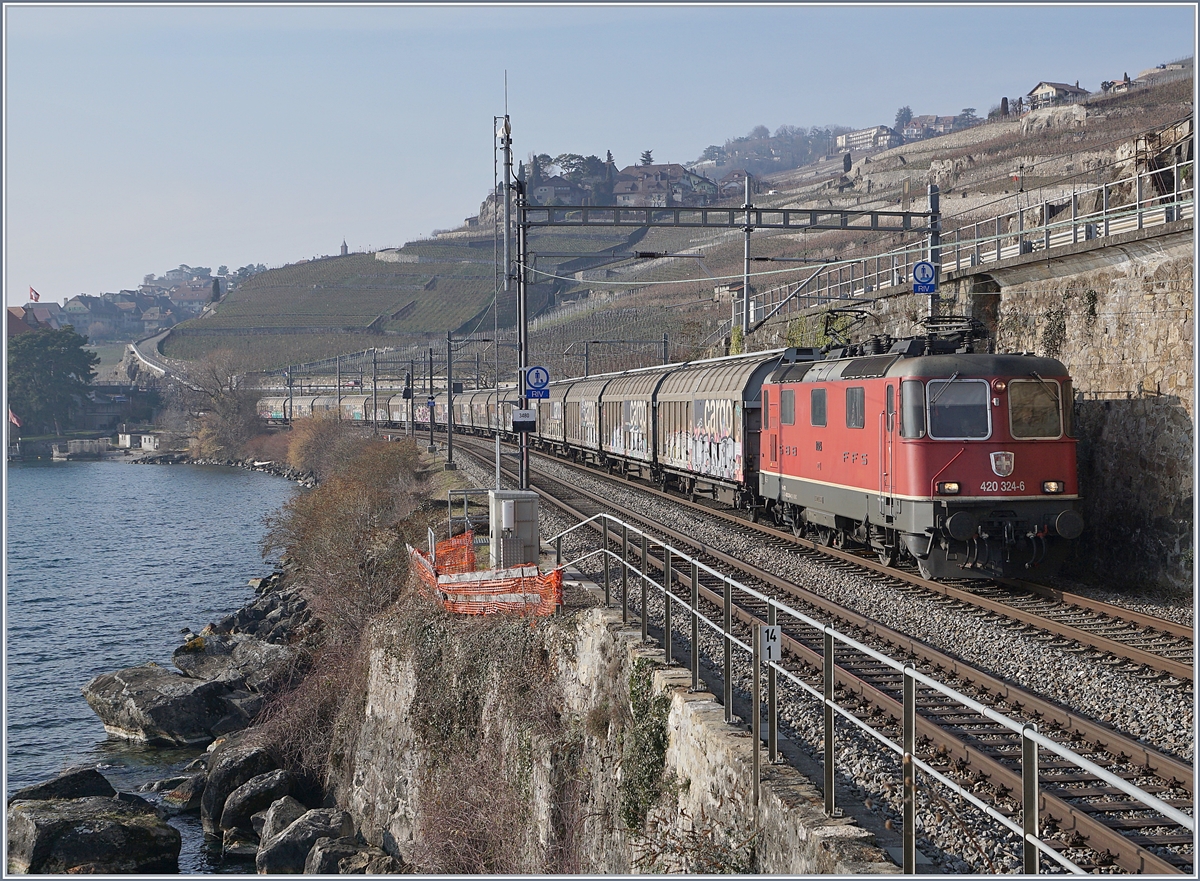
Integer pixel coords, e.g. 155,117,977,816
454,435,1194,873
555,444,1194,684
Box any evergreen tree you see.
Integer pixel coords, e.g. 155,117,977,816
7,326,99,435
640,149,654,166
895,105,913,129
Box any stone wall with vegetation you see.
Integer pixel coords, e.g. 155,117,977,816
332,593,897,874
762,226,1193,592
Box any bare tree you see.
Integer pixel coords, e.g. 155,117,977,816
176,350,263,457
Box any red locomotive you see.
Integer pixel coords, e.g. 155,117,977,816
759,321,1083,579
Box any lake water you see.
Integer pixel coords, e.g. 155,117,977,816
5,457,297,873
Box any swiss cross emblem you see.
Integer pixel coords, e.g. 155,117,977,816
990,451,1015,477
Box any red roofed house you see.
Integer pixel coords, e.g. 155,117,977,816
614,164,717,208
1027,81,1089,111
7,306,35,337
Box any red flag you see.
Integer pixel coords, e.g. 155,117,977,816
28,287,40,302
9,409,21,428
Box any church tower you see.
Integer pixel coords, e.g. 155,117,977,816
340,239,348,257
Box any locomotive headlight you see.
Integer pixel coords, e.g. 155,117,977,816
936,481,961,495
991,379,1007,392
1042,480,1065,494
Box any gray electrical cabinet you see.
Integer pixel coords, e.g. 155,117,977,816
489,490,540,568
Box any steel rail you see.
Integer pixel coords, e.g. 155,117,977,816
997,576,1194,642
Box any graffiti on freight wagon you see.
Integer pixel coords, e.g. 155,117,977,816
691,398,742,480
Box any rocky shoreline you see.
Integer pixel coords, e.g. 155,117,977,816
6,562,401,874
135,453,318,488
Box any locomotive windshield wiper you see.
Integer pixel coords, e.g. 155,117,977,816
1028,371,1061,404
928,371,961,407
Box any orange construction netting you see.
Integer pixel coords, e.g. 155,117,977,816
409,532,563,617
434,530,477,575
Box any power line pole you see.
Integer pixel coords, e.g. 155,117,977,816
445,331,456,470
501,115,512,399
928,183,941,318
743,173,753,338
516,176,530,490
427,347,436,454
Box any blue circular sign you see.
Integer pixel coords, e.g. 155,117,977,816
526,366,549,389
913,261,936,285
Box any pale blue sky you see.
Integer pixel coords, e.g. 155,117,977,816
4,3,1195,306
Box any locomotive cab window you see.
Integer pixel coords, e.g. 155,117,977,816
927,378,990,439
810,388,826,426
900,380,925,438
1009,378,1062,438
781,389,795,425
845,387,865,429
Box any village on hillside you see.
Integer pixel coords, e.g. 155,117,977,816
7,262,269,342
466,60,1193,217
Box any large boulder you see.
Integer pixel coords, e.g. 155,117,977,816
258,796,307,843
172,634,304,695
199,739,277,834
231,637,305,693
161,773,206,812
255,808,355,874
304,836,364,874
339,847,405,874
221,826,259,858
7,795,181,874
305,837,404,874
6,768,115,804
81,663,237,746
219,770,294,832
171,635,236,682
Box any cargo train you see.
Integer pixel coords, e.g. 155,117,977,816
258,327,1082,579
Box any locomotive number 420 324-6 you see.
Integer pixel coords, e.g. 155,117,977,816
981,480,1025,492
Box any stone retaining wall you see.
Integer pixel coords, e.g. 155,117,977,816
339,577,898,873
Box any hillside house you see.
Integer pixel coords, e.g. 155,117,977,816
1101,73,1140,95
836,125,904,151
7,307,35,337
903,115,959,141
170,281,216,314
532,175,587,206
712,281,745,302
23,304,64,331
1027,81,1089,110
718,169,757,199
614,164,717,208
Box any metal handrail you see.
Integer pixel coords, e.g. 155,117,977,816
752,152,1193,317
556,511,1194,874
